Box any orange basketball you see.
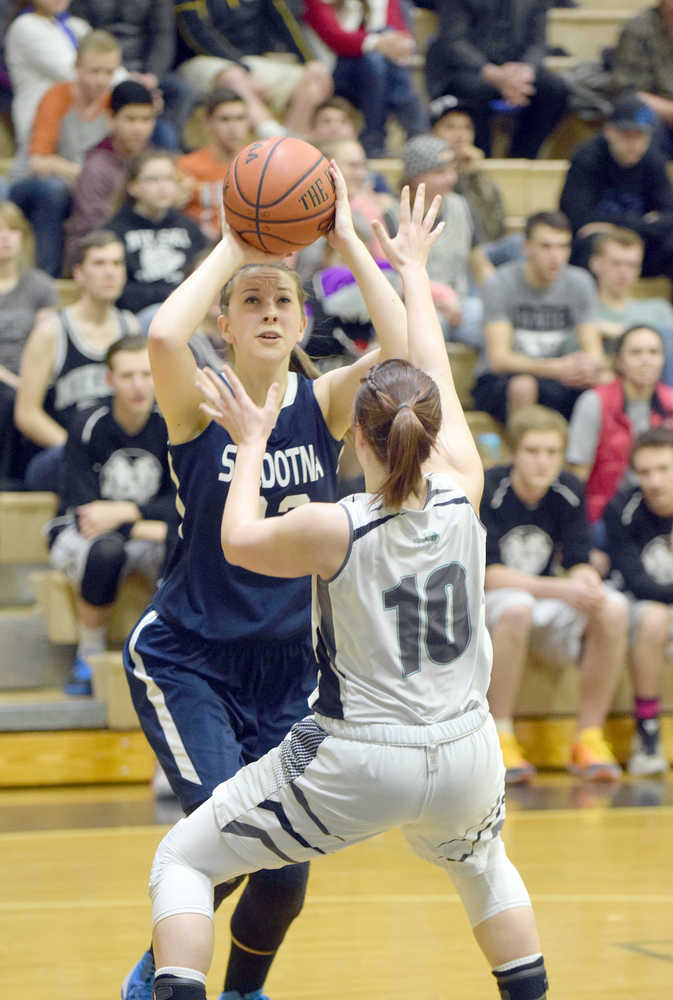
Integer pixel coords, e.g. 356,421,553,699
222,137,336,253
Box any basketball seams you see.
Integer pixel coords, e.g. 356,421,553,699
223,136,336,252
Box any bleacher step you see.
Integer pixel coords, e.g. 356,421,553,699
0,565,44,606
0,688,106,731
0,607,73,689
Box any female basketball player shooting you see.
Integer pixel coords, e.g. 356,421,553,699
146,186,549,1000
121,163,409,1000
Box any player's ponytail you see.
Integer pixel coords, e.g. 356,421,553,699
355,360,441,508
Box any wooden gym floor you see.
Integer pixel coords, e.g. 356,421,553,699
2,775,672,999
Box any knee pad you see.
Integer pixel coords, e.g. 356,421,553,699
447,836,531,928
80,533,126,605
149,824,215,927
231,863,310,951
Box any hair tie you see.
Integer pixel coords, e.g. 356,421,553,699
396,402,413,413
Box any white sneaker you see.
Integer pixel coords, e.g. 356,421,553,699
627,731,669,777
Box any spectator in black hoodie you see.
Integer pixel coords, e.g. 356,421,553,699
105,149,208,330
560,95,673,278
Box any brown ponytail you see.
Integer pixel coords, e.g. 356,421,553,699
354,359,441,508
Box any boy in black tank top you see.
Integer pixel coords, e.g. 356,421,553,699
15,230,140,490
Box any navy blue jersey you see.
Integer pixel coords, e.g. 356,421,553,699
154,371,340,644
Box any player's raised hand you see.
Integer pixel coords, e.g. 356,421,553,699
197,365,280,445
325,160,357,252
372,184,444,272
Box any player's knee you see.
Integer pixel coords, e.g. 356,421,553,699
149,824,215,927
232,863,310,950
447,837,531,929
80,533,126,605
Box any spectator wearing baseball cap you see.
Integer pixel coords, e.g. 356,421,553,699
430,94,524,267
612,0,673,159
560,93,673,278
396,134,493,349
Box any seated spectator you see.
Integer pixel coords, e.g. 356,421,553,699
308,96,359,146
480,404,628,784
589,227,673,387
70,0,194,151
174,0,332,138
0,202,55,485
424,0,568,158
560,95,673,279
10,29,122,277
63,80,156,275
567,324,673,531
303,0,426,157
5,0,90,177
105,149,208,331
429,93,524,266
48,334,174,696
177,87,251,241
604,426,673,775
473,211,604,424
399,134,493,349
14,230,139,491
611,1,673,159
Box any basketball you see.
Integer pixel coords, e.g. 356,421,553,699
222,137,336,253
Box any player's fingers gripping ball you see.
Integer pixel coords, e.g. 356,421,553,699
223,137,336,253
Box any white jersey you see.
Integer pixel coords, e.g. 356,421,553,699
310,472,492,736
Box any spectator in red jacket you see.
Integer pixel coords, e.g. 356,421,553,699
303,0,427,156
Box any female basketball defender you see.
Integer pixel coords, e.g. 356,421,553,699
121,163,409,1000
146,187,549,1000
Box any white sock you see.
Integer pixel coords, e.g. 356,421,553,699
493,952,542,973
77,624,106,659
155,966,206,985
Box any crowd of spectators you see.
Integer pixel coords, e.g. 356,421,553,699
1,0,673,781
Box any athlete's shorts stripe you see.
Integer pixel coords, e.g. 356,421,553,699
289,781,344,840
258,798,326,854
220,819,297,863
128,610,201,786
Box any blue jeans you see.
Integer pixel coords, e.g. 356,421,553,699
10,175,72,276
25,444,64,493
151,72,197,150
333,51,426,157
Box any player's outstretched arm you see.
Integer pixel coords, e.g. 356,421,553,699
198,366,350,579
372,185,483,508
313,162,408,440
148,219,282,445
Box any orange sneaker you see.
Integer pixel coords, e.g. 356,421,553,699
498,730,537,785
569,727,622,782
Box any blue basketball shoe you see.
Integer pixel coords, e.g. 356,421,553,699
121,949,154,999
63,656,93,696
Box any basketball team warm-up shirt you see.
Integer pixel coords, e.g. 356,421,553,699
155,372,340,645
311,473,492,728
480,465,591,576
50,403,175,542
604,486,673,603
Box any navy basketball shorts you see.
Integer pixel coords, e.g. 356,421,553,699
123,607,316,812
